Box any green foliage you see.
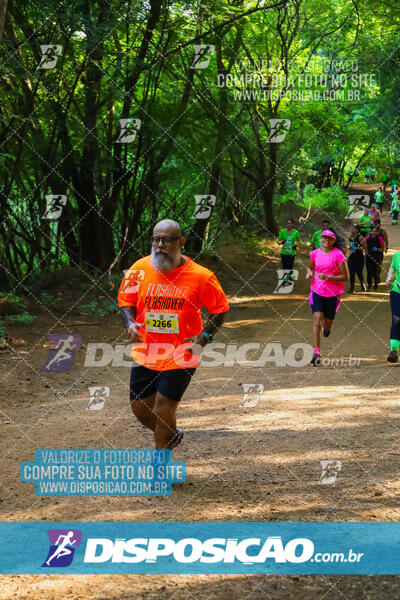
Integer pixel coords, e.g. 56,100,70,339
304,184,349,220
80,300,118,318
0,292,26,311
4,313,36,325
39,292,55,305
0,0,399,284
234,227,272,259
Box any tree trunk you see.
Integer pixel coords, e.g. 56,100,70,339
0,0,8,42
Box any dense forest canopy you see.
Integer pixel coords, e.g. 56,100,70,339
0,0,399,285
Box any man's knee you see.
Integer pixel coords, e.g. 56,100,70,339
154,397,176,424
131,398,151,419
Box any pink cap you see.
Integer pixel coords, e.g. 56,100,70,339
320,229,336,239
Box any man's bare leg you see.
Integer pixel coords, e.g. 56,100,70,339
154,392,178,449
130,393,157,431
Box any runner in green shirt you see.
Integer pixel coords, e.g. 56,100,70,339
359,207,372,237
374,186,384,213
311,219,330,249
391,195,400,225
347,168,354,184
371,167,376,183
278,218,300,269
364,166,371,183
386,251,400,362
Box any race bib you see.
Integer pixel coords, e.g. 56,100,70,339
145,312,179,333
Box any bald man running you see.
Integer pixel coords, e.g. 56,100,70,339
118,220,229,450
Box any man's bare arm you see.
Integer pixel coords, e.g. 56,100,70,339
120,306,137,329
120,306,143,342
203,312,226,337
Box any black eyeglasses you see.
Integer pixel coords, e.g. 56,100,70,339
151,236,180,247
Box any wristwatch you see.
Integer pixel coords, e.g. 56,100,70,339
202,331,214,343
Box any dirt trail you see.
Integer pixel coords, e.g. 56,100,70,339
1,183,400,599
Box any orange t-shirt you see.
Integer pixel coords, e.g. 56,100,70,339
118,255,229,370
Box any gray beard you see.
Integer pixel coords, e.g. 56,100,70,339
151,249,176,272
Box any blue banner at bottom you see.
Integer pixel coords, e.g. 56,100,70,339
0,522,399,574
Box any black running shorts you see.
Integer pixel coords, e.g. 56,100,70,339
310,291,339,320
130,363,196,402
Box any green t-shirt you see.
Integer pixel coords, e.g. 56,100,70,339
359,214,372,231
382,173,389,182
392,197,400,211
279,228,300,255
390,252,400,293
311,229,323,248
375,191,383,202
365,167,371,174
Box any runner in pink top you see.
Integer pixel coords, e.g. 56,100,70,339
306,228,349,366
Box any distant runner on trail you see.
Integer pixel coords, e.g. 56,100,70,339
278,218,300,269
369,203,381,225
371,167,376,183
118,219,229,450
386,251,400,363
391,194,400,226
382,170,389,191
347,168,354,184
347,224,366,293
374,186,384,214
359,206,372,237
373,220,388,254
365,229,384,291
306,228,348,366
364,166,371,184
311,219,331,250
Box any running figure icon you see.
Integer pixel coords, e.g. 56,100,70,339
45,531,77,566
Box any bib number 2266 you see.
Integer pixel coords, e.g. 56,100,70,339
144,312,179,333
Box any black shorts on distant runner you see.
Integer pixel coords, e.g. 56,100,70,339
130,364,196,402
310,291,339,320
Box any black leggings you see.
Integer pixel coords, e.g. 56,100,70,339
390,290,400,340
347,252,364,288
366,254,380,287
281,254,295,269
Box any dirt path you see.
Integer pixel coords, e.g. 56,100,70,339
1,184,400,599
